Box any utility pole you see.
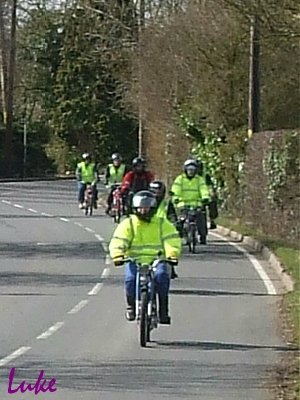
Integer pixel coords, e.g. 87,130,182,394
248,15,260,138
137,0,144,156
23,120,27,178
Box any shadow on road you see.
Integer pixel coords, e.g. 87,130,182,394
154,340,299,352
0,271,104,288
0,357,278,395
169,288,274,297
0,241,105,259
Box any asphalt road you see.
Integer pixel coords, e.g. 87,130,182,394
0,180,290,399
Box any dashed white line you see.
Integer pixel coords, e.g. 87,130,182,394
105,255,111,265
0,346,31,367
95,234,104,242
88,267,110,295
88,283,103,296
101,267,110,278
74,222,83,227
102,243,108,252
67,300,89,314
211,232,276,295
41,212,53,217
60,217,69,222
14,204,24,209
28,208,38,213
36,322,65,340
2,200,11,204
85,227,94,233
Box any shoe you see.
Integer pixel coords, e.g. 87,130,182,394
210,221,217,229
200,235,207,245
78,203,84,209
159,315,171,325
105,207,111,215
125,306,135,321
158,295,171,325
125,295,135,321
171,266,178,279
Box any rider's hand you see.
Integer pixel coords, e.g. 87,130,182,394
174,198,180,205
167,257,178,266
113,257,125,266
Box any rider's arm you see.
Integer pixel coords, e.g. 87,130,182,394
166,201,177,223
104,165,110,185
161,219,182,261
92,164,99,184
170,175,182,204
120,171,133,195
75,163,82,181
109,218,133,261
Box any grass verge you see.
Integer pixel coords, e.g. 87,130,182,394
218,215,299,399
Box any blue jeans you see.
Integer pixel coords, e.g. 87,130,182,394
77,182,97,203
124,261,170,299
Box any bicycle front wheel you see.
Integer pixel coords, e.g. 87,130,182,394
140,291,148,347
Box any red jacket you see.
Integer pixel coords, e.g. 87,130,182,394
120,171,154,195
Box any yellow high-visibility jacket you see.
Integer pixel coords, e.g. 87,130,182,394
76,162,97,183
109,214,181,264
171,173,210,208
106,163,126,185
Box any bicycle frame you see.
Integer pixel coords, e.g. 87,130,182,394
111,184,123,223
180,206,198,252
135,264,157,320
135,262,158,346
84,185,93,216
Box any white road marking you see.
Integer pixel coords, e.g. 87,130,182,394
2,200,11,204
102,242,108,252
105,255,112,265
85,227,94,233
88,266,110,295
60,217,69,222
95,234,104,242
210,232,277,295
88,283,103,296
67,300,89,314
74,222,83,227
41,212,53,217
14,204,24,209
36,322,64,340
101,267,110,278
0,346,31,367
28,208,38,213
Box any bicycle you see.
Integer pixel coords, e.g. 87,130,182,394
110,184,123,223
83,184,93,216
123,256,171,347
179,206,198,253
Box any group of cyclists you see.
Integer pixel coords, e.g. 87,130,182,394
76,152,218,324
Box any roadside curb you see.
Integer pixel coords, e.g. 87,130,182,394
0,175,76,182
216,225,295,292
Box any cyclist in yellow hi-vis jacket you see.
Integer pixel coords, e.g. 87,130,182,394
109,190,181,324
171,159,210,243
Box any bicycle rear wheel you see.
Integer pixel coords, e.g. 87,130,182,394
187,226,195,253
140,291,148,347
191,224,197,253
